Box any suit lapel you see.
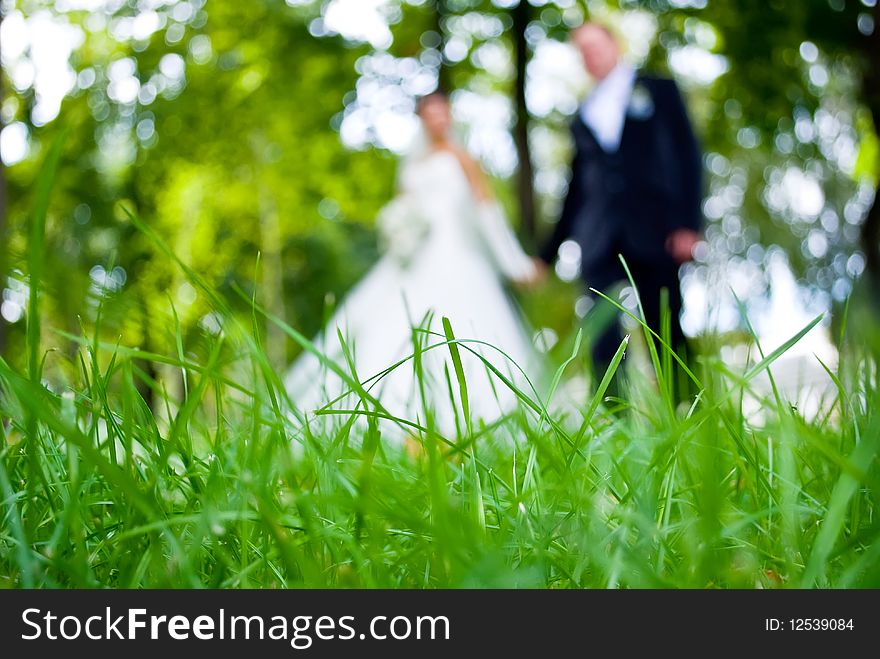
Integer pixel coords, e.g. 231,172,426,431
574,72,646,155
572,113,603,154
617,74,645,152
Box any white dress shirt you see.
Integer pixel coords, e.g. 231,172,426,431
579,62,636,153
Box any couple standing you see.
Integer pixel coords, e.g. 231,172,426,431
285,21,703,430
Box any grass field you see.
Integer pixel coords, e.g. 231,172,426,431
1,149,878,589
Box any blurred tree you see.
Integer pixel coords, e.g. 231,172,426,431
0,7,7,355
851,2,879,306
434,0,452,90
680,0,879,316
1,0,390,393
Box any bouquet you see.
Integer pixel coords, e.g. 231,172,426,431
376,194,430,267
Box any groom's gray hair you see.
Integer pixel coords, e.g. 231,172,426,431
571,20,620,43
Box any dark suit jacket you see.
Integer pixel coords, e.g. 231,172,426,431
541,75,703,273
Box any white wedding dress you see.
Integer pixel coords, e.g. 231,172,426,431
284,148,540,436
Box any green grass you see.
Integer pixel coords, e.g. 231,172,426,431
1,148,879,589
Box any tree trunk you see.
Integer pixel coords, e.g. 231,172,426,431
512,0,536,244
0,9,7,356
434,0,451,91
260,188,287,369
858,2,880,308
136,295,159,413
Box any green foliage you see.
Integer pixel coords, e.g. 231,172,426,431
3,0,395,372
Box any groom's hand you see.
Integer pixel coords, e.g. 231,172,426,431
665,229,700,264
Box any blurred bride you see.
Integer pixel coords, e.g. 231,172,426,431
284,90,544,435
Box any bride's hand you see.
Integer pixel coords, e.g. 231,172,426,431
513,258,548,290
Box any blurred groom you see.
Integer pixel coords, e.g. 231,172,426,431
540,21,703,394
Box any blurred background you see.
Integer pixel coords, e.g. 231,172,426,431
1,0,878,406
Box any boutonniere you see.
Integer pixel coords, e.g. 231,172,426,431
626,82,655,120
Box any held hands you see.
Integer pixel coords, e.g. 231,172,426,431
665,229,701,264
513,257,549,291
